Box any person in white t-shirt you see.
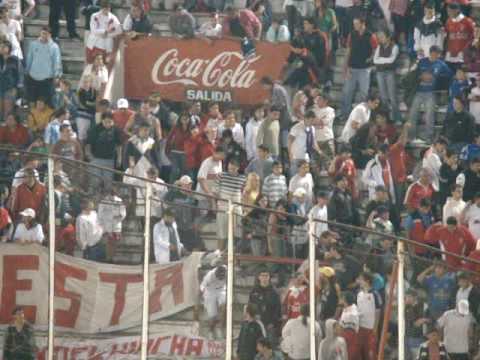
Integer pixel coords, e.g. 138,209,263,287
309,191,329,240
462,192,480,241
289,159,314,208
422,137,448,192
288,110,322,177
196,147,225,213
312,92,335,165
201,264,227,339
76,198,104,261
339,95,380,144
2,0,35,19
0,8,22,41
196,12,222,38
218,110,244,149
245,105,264,161
10,208,44,244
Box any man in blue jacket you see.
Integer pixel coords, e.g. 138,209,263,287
408,45,453,143
25,27,62,106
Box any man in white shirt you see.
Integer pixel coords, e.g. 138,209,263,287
356,272,382,360
10,208,44,244
463,192,480,241
218,110,244,148
288,110,322,177
422,137,448,191
196,147,225,213
339,95,380,143
289,159,314,209
76,198,104,261
245,106,264,161
309,191,329,240
201,264,227,339
86,0,122,63
196,12,222,38
313,92,335,163
153,209,184,264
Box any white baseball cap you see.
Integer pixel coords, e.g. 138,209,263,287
458,299,469,316
20,208,36,218
178,175,192,184
117,98,129,109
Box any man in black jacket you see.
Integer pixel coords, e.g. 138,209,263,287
328,175,359,246
248,270,282,343
442,96,476,152
237,304,265,360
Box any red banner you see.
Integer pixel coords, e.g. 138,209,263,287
0,244,202,333
124,37,291,104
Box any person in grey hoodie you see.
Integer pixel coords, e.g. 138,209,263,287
318,319,348,360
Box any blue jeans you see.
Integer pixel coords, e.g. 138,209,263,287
408,92,435,142
406,337,424,360
341,68,371,118
84,242,105,262
376,70,401,123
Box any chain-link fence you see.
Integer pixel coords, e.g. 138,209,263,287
1,146,480,359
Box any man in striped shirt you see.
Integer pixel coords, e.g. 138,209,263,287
262,161,288,207
216,157,246,249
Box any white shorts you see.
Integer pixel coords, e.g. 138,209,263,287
203,290,226,319
76,116,91,141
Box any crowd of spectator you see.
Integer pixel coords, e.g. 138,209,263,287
1,0,480,359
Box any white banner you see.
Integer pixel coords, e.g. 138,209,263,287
0,331,225,359
0,244,203,333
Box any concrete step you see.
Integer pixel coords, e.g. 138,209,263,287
24,18,85,38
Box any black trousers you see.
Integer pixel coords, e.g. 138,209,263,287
48,0,77,38
26,76,54,105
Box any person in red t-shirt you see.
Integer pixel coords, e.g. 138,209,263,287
328,143,358,199
389,122,411,209
444,3,475,68
425,217,476,268
10,168,46,221
0,113,30,148
112,98,135,142
404,168,435,212
283,272,308,321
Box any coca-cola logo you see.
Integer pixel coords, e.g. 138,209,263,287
151,49,261,89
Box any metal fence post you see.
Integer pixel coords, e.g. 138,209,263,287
141,183,152,360
308,218,316,359
397,241,406,360
47,157,55,360
226,201,234,360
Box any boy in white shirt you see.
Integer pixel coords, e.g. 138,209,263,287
76,198,104,261
86,0,122,63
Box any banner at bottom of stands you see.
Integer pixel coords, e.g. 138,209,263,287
0,331,225,359
0,244,203,333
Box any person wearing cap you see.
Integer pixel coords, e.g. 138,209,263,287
85,0,122,64
10,208,44,244
164,175,201,250
3,306,37,360
413,2,444,59
362,143,396,204
437,299,474,358
445,3,475,70
153,208,184,264
200,264,227,339
416,326,449,360
112,98,135,141
25,27,62,105
10,168,46,221
425,216,476,269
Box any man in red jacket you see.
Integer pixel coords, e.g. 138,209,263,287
425,216,476,269
10,168,46,221
444,3,475,70
404,168,435,212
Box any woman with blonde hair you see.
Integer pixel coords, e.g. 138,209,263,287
242,172,261,215
291,90,308,125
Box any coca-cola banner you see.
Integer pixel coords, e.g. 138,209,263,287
124,37,291,105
